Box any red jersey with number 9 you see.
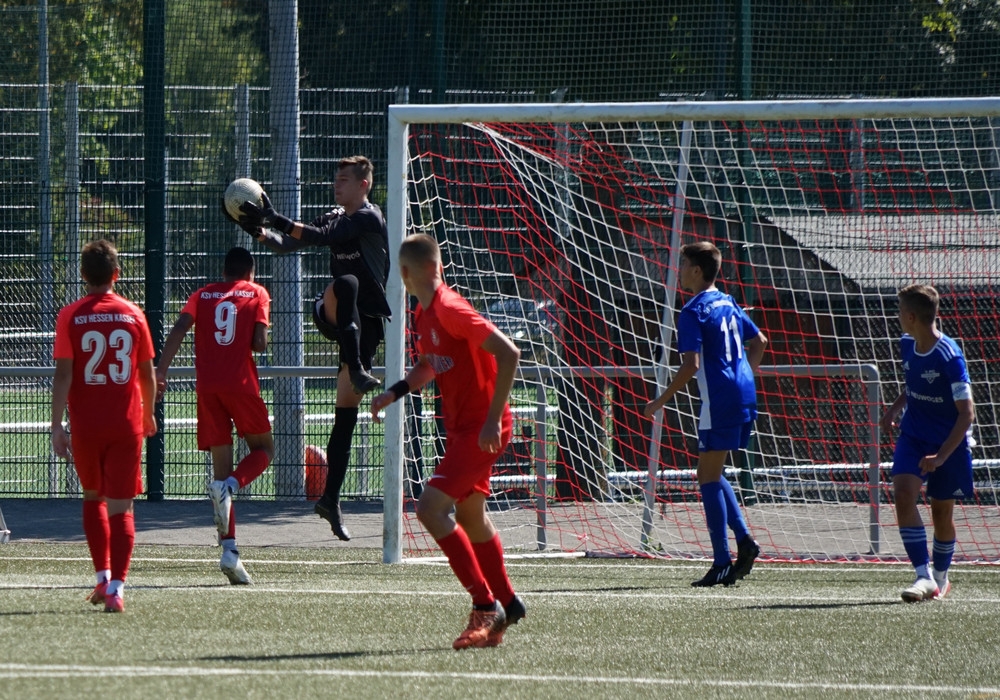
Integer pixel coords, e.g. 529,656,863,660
53,291,155,439
181,280,270,395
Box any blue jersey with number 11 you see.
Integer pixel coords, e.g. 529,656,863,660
677,288,760,430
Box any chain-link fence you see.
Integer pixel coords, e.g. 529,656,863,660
2,1,1000,501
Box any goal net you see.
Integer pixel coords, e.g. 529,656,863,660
384,99,1000,564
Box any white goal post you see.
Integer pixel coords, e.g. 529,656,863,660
383,97,1000,565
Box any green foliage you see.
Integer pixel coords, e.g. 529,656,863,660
284,0,1000,100
0,1,265,86
4,0,1000,100
166,0,266,85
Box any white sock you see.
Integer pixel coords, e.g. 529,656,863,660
106,579,124,597
96,569,110,585
220,538,237,553
225,476,239,493
914,563,930,579
932,567,948,587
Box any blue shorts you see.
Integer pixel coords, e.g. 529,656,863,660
698,421,753,453
891,432,974,501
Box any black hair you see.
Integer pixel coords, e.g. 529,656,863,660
224,246,255,278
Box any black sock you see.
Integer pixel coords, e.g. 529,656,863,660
324,406,358,501
332,276,364,372
333,275,360,330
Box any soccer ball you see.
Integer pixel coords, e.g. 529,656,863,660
223,178,265,221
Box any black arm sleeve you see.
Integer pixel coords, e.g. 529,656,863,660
296,214,368,247
254,228,311,254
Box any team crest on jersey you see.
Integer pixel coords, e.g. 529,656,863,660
921,369,940,384
430,328,440,346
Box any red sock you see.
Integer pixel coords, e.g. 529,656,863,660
232,449,270,488
436,528,494,607
108,511,135,583
82,500,110,575
223,503,236,540
472,534,515,608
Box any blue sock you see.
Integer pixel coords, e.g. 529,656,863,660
932,538,956,574
899,526,930,577
700,481,731,566
720,478,749,542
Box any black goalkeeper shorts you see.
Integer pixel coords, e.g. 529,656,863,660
312,293,385,371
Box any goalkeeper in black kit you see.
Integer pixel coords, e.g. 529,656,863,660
232,155,391,542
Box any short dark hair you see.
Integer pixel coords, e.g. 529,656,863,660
681,241,722,283
224,246,255,278
80,239,118,286
338,155,373,184
898,284,939,325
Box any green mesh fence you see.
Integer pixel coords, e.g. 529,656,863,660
1,1,999,499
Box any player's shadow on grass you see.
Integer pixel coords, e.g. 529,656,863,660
199,649,441,663
0,610,62,616
129,584,240,591
541,586,648,593
0,609,113,616
746,601,897,611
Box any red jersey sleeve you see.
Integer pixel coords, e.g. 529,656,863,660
434,292,496,348
135,308,155,364
53,307,74,360
254,283,271,326
180,290,200,320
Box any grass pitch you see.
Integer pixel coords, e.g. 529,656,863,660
1,543,998,699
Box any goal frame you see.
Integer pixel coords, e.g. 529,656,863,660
382,97,1000,564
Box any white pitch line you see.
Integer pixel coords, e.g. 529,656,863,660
0,663,996,695
2,582,1000,605
1,553,996,574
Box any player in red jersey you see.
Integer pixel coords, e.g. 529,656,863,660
51,239,157,613
371,233,526,650
156,247,273,584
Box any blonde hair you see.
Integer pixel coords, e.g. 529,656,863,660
399,233,441,267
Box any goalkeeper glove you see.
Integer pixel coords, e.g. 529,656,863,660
220,198,264,238
240,192,295,234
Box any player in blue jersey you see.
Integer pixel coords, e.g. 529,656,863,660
880,284,974,602
644,241,767,587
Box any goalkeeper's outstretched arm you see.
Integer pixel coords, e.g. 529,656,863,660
239,193,314,253
251,226,310,254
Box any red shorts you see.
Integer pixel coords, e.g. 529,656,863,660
71,431,144,500
429,415,513,501
197,391,271,450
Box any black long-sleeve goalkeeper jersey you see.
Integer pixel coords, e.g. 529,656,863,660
255,201,391,319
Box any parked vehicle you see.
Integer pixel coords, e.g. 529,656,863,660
483,297,558,361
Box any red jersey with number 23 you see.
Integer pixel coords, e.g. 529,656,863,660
181,280,270,395
414,283,511,434
53,291,155,439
